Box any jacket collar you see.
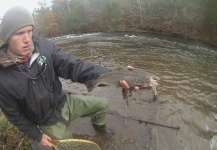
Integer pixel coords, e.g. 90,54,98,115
0,44,14,68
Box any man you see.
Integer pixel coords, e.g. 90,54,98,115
0,6,138,147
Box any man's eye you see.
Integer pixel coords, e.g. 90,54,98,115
15,29,33,36
15,32,24,36
28,29,33,33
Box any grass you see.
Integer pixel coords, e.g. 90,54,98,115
0,111,32,150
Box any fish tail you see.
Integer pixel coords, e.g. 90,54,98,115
85,80,95,92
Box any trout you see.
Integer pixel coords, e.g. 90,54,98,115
85,69,160,106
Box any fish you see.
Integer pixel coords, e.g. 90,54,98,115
85,69,160,106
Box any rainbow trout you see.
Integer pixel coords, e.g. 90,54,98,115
85,69,160,106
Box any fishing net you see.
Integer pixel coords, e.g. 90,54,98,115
51,139,100,150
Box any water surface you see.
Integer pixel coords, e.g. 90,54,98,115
50,32,217,150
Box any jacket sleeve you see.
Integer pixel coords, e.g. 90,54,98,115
0,95,42,142
49,41,111,83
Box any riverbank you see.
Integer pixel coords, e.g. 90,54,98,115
139,27,217,48
0,27,216,48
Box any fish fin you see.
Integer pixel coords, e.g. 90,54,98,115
154,95,158,101
84,80,95,92
122,88,129,106
128,88,134,97
151,86,158,101
98,59,104,67
113,66,125,70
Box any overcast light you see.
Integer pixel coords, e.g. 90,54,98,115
0,0,51,18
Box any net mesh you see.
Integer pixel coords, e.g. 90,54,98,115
53,139,100,150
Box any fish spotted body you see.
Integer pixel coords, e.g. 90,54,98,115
85,69,160,106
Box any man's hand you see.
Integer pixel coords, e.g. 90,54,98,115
119,65,139,91
40,134,53,147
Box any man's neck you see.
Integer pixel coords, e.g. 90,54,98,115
7,43,34,64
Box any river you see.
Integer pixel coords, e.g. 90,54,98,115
49,32,217,150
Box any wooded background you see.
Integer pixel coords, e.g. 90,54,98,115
1,0,217,46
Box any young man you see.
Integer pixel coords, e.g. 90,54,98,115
0,6,138,147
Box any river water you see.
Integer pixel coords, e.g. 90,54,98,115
50,32,217,150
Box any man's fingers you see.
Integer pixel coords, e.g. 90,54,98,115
45,136,53,147
120,80,130,89
40,134,53,147
126,65,134,70
120,80,139,91
134,86,139,91
47,136,51,141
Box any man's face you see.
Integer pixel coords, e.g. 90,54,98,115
8,25,33,56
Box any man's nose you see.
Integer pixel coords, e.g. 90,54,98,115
23,32,31,42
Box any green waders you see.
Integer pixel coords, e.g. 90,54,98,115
40,94,108,140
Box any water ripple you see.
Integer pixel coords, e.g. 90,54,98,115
54,32,217,150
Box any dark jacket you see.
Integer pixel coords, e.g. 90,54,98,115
0,34,110,142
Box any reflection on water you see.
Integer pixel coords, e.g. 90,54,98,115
51,32,217,150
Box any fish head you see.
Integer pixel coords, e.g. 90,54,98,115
142,77,159,87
